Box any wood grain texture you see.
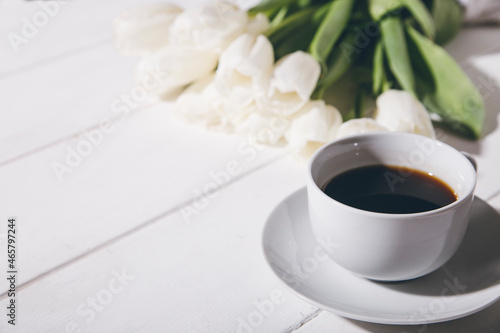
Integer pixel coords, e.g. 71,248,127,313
0,0,214,76
0,157,318,333
296,301,500,333
0,104,284,291
0,44,138,164
0,0,499,332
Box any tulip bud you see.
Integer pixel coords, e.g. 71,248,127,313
135,44,218,97
286,100,342,154
215,34,274,108
336,118,389,139
261,51,321,117
113,3,182,56
234,104,290,145
169,1,248,54
174,75,232,131
374,89,436,138
246,13,270,35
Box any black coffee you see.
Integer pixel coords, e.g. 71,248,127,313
323,165,457,214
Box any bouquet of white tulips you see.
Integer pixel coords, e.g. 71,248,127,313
113,0,484,158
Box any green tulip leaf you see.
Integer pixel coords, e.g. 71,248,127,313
401,0,435,39
407,25,484,138
368,0,402,21
317,31,357,90
310,0,355,67
380,16,416,95
431,0,464,45
248,0,296,16
372,39,385,95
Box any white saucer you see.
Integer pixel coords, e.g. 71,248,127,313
262,187,500,325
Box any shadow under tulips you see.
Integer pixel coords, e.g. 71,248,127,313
327,26,500,156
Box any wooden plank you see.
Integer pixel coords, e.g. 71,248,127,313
0,104,284,291
0,0,183,76
436,27,500,199
0,43,136,164
0,0,123,76
0,157,318,332
487,192,500,210
0,0,256,77
0,94,497,295
0,0,258,165
444,27,500,64
434,126,500,200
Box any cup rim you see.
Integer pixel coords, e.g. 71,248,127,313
307,132,477,218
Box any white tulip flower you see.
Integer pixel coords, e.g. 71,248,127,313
375,89,436,138
233,103,290,145
285,100,342,154
215,34,274,108
169,1,248,54
246,13,270,35
262,51,321,117
174,75,210,122
336,118,389,139
174,75,232,131
113,3,182,57
135,44,218,97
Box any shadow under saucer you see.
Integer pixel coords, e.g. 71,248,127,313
262,188,500,325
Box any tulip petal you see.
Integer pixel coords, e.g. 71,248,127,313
286,100,342,151
215,34,274,107
234,104,289,145
375,89,436,138
336,118,389,139
135,44,218,96
272,51,321,100
174,75,232,131
113,3,182,57
246,13,270,35
263,51,321,116
174,75,213,121
169,1,248,53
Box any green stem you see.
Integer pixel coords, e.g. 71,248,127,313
248,0,296,16
265,5,320,45
270,6,290,28
309,0,355,67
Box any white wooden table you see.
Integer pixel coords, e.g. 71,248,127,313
1,1,500,332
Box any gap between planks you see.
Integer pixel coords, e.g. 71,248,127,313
1,25,498,332
485,188,500,202
0,100,158,169
0,38,111,81
0,152,287,301
282,309,322,333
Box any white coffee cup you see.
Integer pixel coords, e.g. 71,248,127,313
307,132,477,281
